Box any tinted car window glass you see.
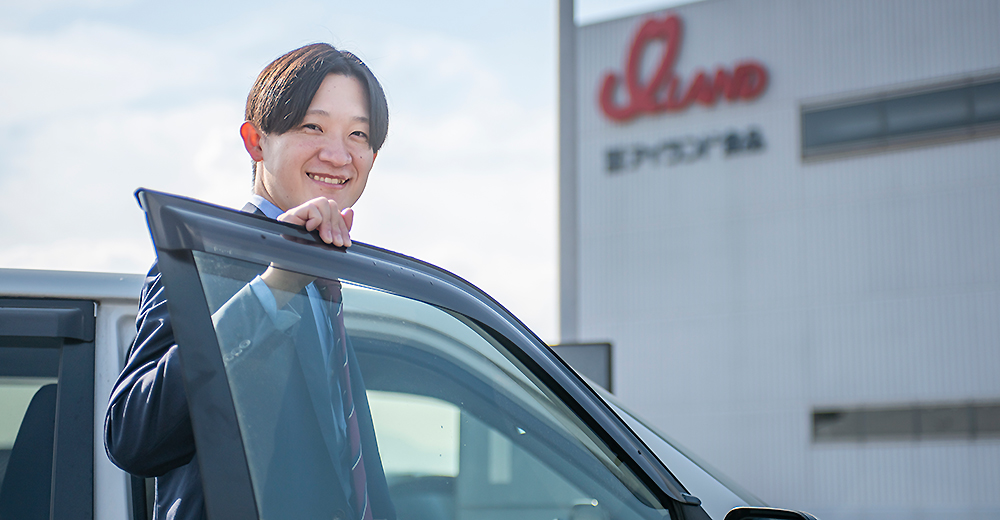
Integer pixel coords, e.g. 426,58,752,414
0,378,58,491
0,306,92,520
190,250,668,520
367,391,460,479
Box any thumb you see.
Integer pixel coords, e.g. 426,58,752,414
341,207,354,231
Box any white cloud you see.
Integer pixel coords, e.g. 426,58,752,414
3,0,136,17
352,166,557,340
0,22,225,128
0,237,153,274
0,5,559,342
0,100,248,275
366,32,553,175
345,32,558,340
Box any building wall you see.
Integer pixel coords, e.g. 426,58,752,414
570,0,1000,518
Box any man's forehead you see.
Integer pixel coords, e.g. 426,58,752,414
305,109,370,124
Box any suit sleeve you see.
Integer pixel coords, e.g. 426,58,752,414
105,262,197,477
210,280,302,365
105,264,302,477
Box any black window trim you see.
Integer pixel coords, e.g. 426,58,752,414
136,188,702,520
0,298,96,520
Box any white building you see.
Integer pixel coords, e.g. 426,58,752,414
559,1,1000,518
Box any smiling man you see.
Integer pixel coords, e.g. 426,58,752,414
105,44,393,520
242,45,388,248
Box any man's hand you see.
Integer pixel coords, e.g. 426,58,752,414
277,196,354,247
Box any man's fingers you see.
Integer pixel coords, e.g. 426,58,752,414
336,206,353,247
323,200,352,247
318,199,340,247
336,211,352,248
277,197,352,246
302,205,335,243
342,207,354,232
279,199,332,243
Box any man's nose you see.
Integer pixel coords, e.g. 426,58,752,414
318,137,352,166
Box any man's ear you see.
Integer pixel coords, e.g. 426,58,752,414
372,151,378,162
240,121,265,162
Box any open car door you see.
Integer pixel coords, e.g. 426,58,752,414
137,189,709,520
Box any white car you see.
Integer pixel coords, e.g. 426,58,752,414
0,189,816,520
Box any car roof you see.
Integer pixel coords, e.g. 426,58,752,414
0,268,144,301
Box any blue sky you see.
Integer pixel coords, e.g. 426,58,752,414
0,0,687,342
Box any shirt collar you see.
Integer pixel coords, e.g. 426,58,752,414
248,194,284,220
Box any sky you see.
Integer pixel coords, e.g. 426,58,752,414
0,0,688,344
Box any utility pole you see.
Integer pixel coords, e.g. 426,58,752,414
558,0,578,343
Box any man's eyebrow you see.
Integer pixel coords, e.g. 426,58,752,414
305,109,369,123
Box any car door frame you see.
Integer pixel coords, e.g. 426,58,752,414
137,188,708,520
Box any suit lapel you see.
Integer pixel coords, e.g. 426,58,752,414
242,202,265,215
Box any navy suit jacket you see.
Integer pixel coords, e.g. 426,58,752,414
105,204,395,520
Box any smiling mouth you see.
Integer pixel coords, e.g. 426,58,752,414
308,173,347,186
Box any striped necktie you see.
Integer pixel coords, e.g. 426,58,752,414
315,279,373,520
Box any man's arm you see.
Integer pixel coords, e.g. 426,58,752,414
105,264,305,477
104,196,352,477
105,264,196,477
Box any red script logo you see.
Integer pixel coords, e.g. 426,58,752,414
599,14,769,122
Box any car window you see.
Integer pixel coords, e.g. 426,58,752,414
0,299,95,520
366,391,460,479
189,250,669,520
0,377,58,497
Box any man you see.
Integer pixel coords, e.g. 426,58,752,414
105,43,394,520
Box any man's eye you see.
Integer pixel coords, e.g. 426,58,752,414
303,123,322,131
352,131,369,140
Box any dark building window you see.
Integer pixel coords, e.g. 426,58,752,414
813,402,1000,443
801,76,1000,158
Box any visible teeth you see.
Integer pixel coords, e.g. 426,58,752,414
309,174,346,185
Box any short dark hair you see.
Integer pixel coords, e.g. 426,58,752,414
245,43,389,177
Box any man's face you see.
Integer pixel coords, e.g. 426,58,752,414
253,74,374,212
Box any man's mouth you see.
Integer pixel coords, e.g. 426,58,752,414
308,173,347,186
